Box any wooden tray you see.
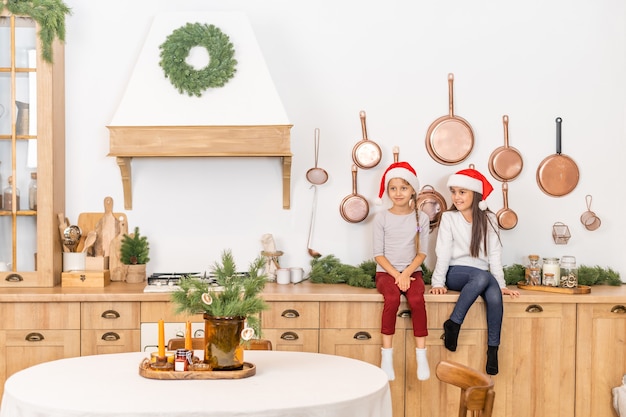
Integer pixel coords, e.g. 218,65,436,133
517,281,591,294
138,359,256,380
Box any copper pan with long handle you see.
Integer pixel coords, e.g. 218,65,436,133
496,181,518,230
488,115,523,181
339,165,369,223
352,111,382,169
425,73,474,165
536,117,579,197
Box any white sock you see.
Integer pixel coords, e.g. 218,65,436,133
416,348,430,380
380,347,395,381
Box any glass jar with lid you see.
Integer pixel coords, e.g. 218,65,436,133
542,257,560,286
560,256,577,288
525,254,541,285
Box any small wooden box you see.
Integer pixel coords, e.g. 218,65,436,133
62,270,111,287
85,256,109,271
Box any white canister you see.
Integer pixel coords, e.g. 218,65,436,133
290,267,304,283
63,252,86,272
276,268,291,285
542,257,560,286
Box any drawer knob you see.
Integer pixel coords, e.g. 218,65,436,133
281,309,300,319
397,310,411,318
280,331,299,341
25,332,44,342
610,305,626,314
353,331,372,341
525,304,544,313
101,332,121,341
101,310,121,319
5,273,23,282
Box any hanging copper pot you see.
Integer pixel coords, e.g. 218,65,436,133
488,115,523,182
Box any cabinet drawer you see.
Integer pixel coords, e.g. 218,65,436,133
262,328,319,352
262,302,319,328
504,302,571,318
320,301,411,329
427,302,486,329
81,329,141,355
0,303,80,329
82,302,140,329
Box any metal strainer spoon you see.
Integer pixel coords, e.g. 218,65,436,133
306,128,328,185
63,225,82,253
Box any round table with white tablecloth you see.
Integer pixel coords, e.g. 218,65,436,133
0,350,392,417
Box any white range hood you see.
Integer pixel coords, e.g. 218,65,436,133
108,11,292,210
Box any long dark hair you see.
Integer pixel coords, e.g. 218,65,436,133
449,191,499,257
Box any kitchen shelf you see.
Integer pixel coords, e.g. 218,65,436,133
107,124,293,210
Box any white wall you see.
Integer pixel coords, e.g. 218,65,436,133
63,0,626,279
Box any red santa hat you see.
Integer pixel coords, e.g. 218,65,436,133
376,162,420,205
446,168,493,210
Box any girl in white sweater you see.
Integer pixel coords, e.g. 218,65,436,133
429,168,519,375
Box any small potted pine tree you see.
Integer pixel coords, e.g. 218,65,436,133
120,226,150,283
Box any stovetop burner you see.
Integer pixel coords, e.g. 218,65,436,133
143,272,249,293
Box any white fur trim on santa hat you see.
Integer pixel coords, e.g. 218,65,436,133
376,163,420,205
447,174,482,194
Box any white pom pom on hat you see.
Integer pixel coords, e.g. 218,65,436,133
376,162,420,205
446,168,493,210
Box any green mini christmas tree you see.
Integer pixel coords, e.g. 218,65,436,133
120,227,150,265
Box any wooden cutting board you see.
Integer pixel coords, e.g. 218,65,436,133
76,197,126,255
108,216,128,281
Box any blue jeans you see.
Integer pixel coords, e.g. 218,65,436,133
445,265,503,346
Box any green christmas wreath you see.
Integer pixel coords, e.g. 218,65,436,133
159,22,237,97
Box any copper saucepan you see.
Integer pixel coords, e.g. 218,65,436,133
488,115,523,182
496,181,518,230
352,111,382,169
536,117,579,197
339,165,369,223
416,185,448,233
425,73,474,165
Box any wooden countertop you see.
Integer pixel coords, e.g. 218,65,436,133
0,281,624,303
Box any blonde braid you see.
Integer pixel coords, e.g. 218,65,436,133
413,194,420,255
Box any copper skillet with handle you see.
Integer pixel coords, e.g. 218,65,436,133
339,165,369,223
425,73,474,165
352,110,382,169
496,181,518,230
536,117,580,197
488,115,523,181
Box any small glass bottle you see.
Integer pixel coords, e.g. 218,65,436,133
28,172,37,211
3,176,20,211
525,255,541,285
542,257,560,286
560,256,578,288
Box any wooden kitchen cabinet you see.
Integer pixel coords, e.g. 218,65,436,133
497,302,576,417
0,12,65,287
0,302,80,398
80,302,141,355
405,302,487,417
319,301,408,417
576,303,626,417
261,301,320,352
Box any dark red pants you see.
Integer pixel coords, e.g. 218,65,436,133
376,271,428,337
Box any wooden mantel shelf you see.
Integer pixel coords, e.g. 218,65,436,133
107,124,293,210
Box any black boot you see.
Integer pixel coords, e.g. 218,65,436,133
442,319,461,352
486,345,499,375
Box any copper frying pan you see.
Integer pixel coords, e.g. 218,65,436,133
352,111,382,169
488,115,523,181
416,185,448,233
496,181,518,230
339,165,369,223
536,117,579,197
425,73,474,165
